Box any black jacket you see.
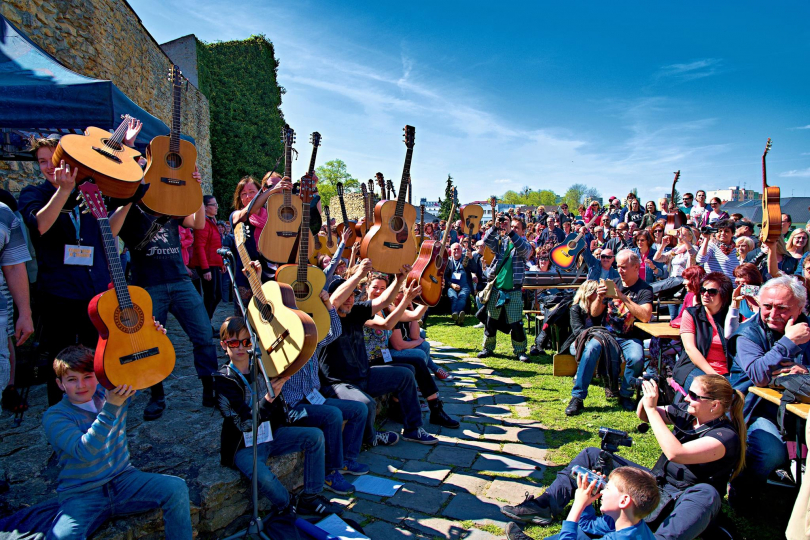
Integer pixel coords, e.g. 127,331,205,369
444,255,477,292
673,305,730,385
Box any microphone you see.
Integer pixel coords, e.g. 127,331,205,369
217,248,232,258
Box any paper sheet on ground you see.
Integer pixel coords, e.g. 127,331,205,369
315,514,370,540
350,474,403,497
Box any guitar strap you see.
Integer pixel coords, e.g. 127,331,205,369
287,230,302,265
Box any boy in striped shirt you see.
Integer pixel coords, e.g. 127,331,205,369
42,345,192,539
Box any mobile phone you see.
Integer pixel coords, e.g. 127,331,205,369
600,279,618,299
571,466,606,492
665,229,678,237
740,284,759,297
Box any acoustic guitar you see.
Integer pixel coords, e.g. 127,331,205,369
141,65,203,217
482,197,497,266
78,182,175,390
311,204,336,263
460,203,484,237
376,173,387,201
335,182,358,259
550,208,607,270
663,170,683,235
361,126,419,273
51,115,144,199
760,138,781,243
260,124,303,263
275,174,331,341
356,183,371,237
407,188,457,307
235,223,318,377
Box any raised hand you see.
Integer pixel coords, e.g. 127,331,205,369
54,160,78,192
106,384,136,406
785,317,810,345
124,118,143,146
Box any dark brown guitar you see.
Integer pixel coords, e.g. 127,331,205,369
335,182,358,259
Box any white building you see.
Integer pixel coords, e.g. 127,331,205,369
705,186,760,203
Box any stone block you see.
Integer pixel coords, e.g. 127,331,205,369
358,451,404,477
350,499,409,524
394,460,452,486
443,473,491,496
402,513,470,538
427,445,478,468
438,422,483,441
486,479,540,504
387,483,453,514
362,520,422,538
476,405,512,417
369,440,432,460
442,492,508,527
501,443,550,463
494,394,527,405
483,425,546,445
476,395,496,406
472,453,545,480
442,403,474,416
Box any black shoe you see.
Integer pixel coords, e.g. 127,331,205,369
604,387,619,399
296,493,344,517
143,398,166,421
619,396,636,411
477,349,492,359
501,491,553,525
529,346,541,356
457,311,466,326
565,397,584,416
506,522,533,540
517,354,529,363
428,399,460,429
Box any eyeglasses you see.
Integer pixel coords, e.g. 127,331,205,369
699,287,719,296
683,197,693,201
353,289,362,297
711,202,719,206
538,258,549,262
223,338,251,348
653,230,663,234
600,255,614,259
207,202,219,207
687,390,713,401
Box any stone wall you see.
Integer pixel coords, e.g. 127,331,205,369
0,0,213,196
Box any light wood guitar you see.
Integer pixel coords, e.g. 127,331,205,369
52,115,144,199
361,126,419,273
141,65,203,217
376,173,387,201
407,188,456,307
311,204,336,263
260,124,303,263
482,197,497,266
760,138,781,243
335,182,358,259
78,183,175,390
235,223,317,377
356,183,372,237
275,175,331,341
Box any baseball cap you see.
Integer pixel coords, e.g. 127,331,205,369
327,277,347,295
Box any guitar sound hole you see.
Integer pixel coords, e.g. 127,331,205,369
114,305,145,334
435,256,443,268
279,206,297,223
293,282,311,300
256,299,274,323
101,139,123,151
165,152,183,169
389,216,405,233
568,242,577,249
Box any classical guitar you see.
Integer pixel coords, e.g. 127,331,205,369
482,197,497,266
275,175,331,341
549,208,607,270
235,223,318,377
311,204,336,263
760,138,781,243
663,170,683,235
141,65,203,217
260,124,303,263
335,182,358,259
78,183,175,390
52,115,143,199
361,126,419,273
407,188,457,307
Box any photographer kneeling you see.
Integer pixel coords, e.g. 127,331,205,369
503,375,745,540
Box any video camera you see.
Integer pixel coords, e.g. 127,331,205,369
599,427,633,453
700,226,719,235
630,367,659,390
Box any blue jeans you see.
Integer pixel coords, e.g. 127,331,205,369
391,340,440,373
448,286,471,314
572,337,644,400
146,279,218,378
233,426,325,511
47,468,191,540
292,398,367,470
732,416,788,491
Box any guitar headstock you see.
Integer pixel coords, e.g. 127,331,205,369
282,124,296,147
764,138,772,158
673,170,680,184
234,222,246,247
387,179,395,195
300,174,315,204
169,65,183,88
361,183,368,197
77,182,108,219
403,125,415,149
490,196,497,209
336,182,344,198
310,132,321,147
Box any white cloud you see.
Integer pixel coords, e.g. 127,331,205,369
656,58,722,82
494,179,513,184
793,125,810,130
780,168,810,178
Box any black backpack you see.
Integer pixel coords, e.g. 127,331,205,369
773,374,810,437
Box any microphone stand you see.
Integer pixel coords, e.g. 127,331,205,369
220,248,274,540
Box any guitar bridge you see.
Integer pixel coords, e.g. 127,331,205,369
92,146,122,164
277,232,297,238
120,347,160,364
160,177,186,186
429,275,438,284
383,242,403,249
268,330,290,352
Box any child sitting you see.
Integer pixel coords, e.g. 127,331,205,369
214,316,343,518
43,344,192,539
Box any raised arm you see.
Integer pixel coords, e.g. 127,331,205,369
370,265,413,315
330,258,372,308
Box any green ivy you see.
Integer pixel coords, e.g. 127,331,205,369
196,35,286,218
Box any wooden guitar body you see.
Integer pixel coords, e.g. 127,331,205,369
361,200,418,273
310,232,336,264
274,264,331,341
52,127,143,199
88,286,176,390
761,185,782,242
246,281,318,378
142,136,203,217
260,192,304,263
460,204,484,236
549,232,586,270
663,171,682,235
407,240,448,307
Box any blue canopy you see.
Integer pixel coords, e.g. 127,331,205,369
0,13,193,161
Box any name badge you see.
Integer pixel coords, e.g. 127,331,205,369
382,348,393,363
64,245,94,266
243,421,273,447
306,389,326,405
453,272,463,281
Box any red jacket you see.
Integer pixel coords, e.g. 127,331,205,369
190,217,223,270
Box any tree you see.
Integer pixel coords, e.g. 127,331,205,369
562,183,588,209
315,159,359,207
537,190,558,206
501,190,521,204
439,174,456,220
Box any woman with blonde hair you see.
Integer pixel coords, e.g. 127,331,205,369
786,228,809,260
560,280,604,356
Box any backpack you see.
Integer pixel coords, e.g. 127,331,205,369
772,374,810,437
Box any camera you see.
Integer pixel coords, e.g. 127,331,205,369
740,284,760,297
630,369,658,389
599,427,633,452
700,226,718,234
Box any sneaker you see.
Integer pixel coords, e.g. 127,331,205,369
457,311,466,325
341,459,370,476
619,396,636,412
402,427,439,445
564,397,584,416
420,400,429,412
428,399,460,429
450,312,459,323
324,471,355,495
143,398,166,421
506,522,534,540
473,322,485,329
604,387,619,399
435,368,454,381
477,349,492,359
372,431,400,447
296,493,344,517
501,492,553,525
517,354,529,363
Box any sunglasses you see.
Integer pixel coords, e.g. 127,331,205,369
687,389,713,401
223,338,251,348
699,287,719,296
683,197,693,200
538,257,549,262
600,254,614,259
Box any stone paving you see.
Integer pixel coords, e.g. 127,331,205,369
338,342,554,539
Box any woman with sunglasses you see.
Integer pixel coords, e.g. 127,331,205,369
706,198,729,226
673,272,735,401
631,230,667,284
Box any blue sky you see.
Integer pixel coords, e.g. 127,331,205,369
130,0,810,204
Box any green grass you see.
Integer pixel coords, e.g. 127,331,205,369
426,313,794,540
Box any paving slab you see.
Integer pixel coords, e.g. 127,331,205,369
443,403,475,416
486,478,541,505
476,396,495,406
500,443,549,463
453,439,502,453
402,513,471,539
471,453,545,479
461,414,503,425
394,460,452,487
350,499,409,524
427,445,479,468
439,422,484,441
387,483,453,514
442,472,491,496
445,361,486,370
476,405,512,417
465,528,503,539
443,393,480,404
489,376,516,385
488,385,524,394
362,520,423,538
369,440,433,460
494,394,527,405
442,492,508,527
359,451,405,477
513,406,532,418
482,424,546,445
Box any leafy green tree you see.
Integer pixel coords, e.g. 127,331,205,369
537,190,558,206
562,183,588,209
439,174,456,220
501,190,521,204
315,159,359,207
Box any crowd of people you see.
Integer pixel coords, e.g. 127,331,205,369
0,128,807,540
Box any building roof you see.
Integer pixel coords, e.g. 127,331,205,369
722,197,810,226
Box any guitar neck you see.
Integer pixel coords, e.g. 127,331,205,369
325,207,334,247
298,198,311,280
307,147,319,176
235,232,268,305
283,142,293,207
97,218,133,308
395,147,413,217
339,195,350,225
170,81,182,153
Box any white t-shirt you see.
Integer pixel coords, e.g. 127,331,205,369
690,204,708,224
